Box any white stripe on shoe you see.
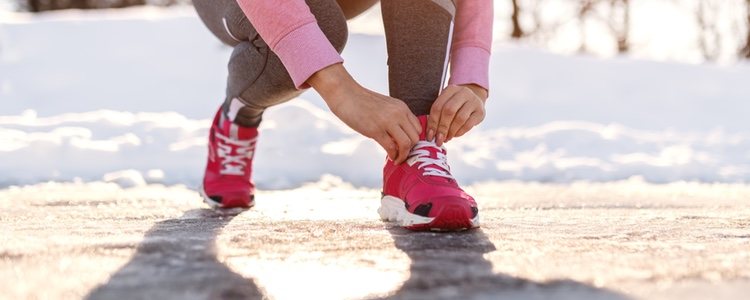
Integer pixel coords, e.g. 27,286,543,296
230,123,239,140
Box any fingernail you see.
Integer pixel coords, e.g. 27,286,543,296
427,129,435,140
437,133,444,145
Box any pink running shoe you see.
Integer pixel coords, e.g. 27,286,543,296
379,116,479,231
200,107,258,209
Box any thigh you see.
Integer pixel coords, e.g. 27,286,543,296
336,0,379,20
193,0,256,46
195,0,354,45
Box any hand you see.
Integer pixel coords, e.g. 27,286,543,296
308,64,422,164
426,84,487,146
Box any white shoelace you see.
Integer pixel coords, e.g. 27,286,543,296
215,132,256,176
406,140,454,180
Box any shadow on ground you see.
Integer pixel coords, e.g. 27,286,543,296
86,209,265,300
85,208,629,300
377,227,630,300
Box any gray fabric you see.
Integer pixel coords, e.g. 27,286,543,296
193,0,454,127
382,0,454,116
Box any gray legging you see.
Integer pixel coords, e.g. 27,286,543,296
193,0,455,127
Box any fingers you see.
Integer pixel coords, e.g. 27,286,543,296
445,102,473,141
427,85,461,141
388,125,413,164
435,95,466,146
447,99,486,141
401,121,420,149
397,107,421,144
428,85,487,146
408,113,422,137
375,136,397,161
450,112,483,141
374,102,420,164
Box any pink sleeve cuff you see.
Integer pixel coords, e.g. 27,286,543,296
273,22,344,89
448,46,491,91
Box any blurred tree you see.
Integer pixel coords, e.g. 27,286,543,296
742,0,750,58
15,0,750,61
511,0,524,39
511,0,630,54
695,0,722,61
608,0,630,53
577,0,595,53
22,0,184,11
577,0,630,54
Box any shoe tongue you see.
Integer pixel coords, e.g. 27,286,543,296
415,115,442,158
413,116,450,178
421,143,442,159
417,146,452,184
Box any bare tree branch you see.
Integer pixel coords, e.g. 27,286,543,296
511,0,524,39
741,0,750,58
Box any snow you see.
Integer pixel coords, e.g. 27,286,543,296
1,7,750,188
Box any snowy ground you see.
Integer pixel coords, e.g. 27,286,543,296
2,179,749,300
1,7,750,300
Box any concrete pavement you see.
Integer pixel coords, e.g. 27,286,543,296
1,179,749,299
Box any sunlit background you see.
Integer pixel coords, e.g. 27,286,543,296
1,0,749,187
4,0,748,62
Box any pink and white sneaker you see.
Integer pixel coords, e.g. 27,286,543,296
379,116,479,231
200,107,258,209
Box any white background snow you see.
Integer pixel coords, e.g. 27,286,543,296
1,6,749,189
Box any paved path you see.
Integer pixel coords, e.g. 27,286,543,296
1,179,749,299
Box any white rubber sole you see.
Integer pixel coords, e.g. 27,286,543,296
378,195,480,231
378,195,436,226
198,185,254,209
198,185,222,209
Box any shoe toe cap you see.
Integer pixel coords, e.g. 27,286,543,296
205,192,254,208
410,194,477,219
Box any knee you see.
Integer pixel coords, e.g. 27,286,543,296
306,0,349,53
322,15,348,53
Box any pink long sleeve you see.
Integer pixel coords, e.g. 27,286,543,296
236,0,492,91
236,0,343,89
449,0,493,91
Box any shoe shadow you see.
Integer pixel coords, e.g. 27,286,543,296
85,209,265,300
375,227,631,300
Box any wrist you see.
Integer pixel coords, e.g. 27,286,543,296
308,63,359,106
461,84,488,102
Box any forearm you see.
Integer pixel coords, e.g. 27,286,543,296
307,63,360,109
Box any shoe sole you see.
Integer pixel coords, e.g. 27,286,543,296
378,195,479,231
198,185,254,209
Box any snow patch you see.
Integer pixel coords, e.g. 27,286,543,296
103,169,147,188
1,8,749,187
1,101,749,187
